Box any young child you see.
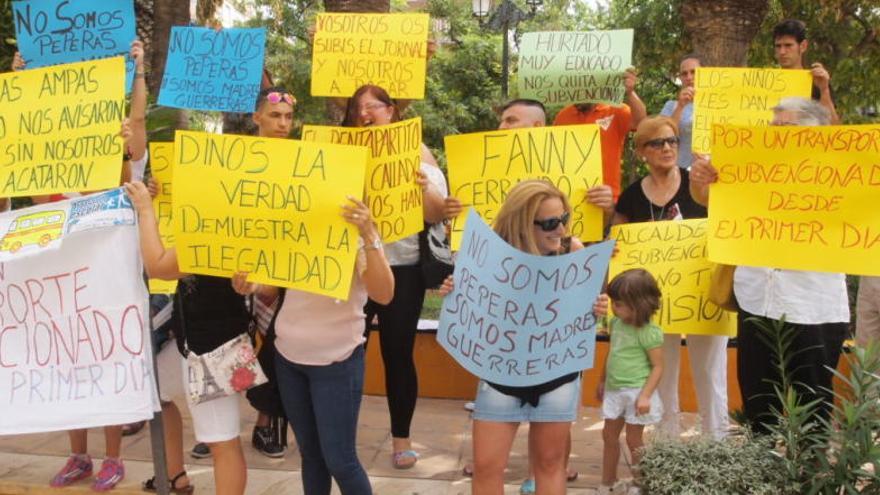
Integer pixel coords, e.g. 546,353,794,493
597,269,664,494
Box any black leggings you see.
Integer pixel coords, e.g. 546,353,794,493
737,310,847,435
365,265,425,439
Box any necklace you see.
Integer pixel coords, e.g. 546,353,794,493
644,170,680,222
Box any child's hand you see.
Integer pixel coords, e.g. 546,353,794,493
636,393,651,415
438,275,454,296
596,381,605,402
146,176,160,198
593,294,609,318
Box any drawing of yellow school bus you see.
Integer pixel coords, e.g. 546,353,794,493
0,210,66,253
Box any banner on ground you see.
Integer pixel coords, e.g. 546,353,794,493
707,124,880,276
438,209,613,386
609,219,736,336
172,131,368,299
158,27,266,113
444,125,604,250
517,29,633,106
311,13,429,99
0,190,157,435
692,67,812,153
0,57,126,197
148,143,177,294
302,118,423,243
12,0,137,91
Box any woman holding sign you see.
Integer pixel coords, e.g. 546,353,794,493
441,180,608,495
611,116,729,440
341,84,448,468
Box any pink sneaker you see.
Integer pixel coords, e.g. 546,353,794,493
50,454,93,487
92,458,125,491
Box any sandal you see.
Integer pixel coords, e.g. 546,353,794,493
567,469,579,482
392,450,419,469
142,471,194,494
462,463,474,477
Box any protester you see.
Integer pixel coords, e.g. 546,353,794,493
660,55,700,169
230,199,394,495
440,179,608,495
341,84,446,469
597,269,664,495
690,97,849,434
446,99,613,493
552,68,648,199
856,277,880,347
772,18,840,124
613,116,729,440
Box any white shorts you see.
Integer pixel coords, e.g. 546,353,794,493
601,387,663,425
156,340,242,443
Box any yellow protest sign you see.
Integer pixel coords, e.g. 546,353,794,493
311,13,429,99
609,219,736,336
444,125,604,250
0,57,126,197
707,124,880,276
302,118,423,243
692,67,812,153
172,131,368,299
148,142,177,295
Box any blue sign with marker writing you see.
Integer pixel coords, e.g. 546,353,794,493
12,0,136,92
158,26,266,113
437,209,614,387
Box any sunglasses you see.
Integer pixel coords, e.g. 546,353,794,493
644,136,680,149
533,211,570,232
266,91,296,105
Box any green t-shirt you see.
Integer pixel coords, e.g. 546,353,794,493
605,316,664,391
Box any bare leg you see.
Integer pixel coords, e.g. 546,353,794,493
209,438,246,495
69,429,87,455
601,418,625,486
472,420,518,495
161,401,190,487
529,422,569,495
624,423,646,477
104,425,122,458
255,411,270,428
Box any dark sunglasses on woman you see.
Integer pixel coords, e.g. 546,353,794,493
533,211,570,232
644,136,680,149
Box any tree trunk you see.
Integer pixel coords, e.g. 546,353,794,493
149,0,190,96
681,0,769,67
323,0,390,13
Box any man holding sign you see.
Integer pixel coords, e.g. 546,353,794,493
690,98,849,435
772,19,839,124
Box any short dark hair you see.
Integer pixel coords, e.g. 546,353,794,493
607,269,662,327
500,99,546,116
255,86,295,110
680,53,702,65
341,85,400,127
773,19,807,43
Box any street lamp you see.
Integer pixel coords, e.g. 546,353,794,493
472,0,542,98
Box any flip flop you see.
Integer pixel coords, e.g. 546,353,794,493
392,450,419,469
142,471,194,494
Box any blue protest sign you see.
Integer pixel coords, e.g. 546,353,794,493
437,209,614,387
12,0,136,92
158,27,266,113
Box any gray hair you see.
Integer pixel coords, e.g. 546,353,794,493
772,97,831,126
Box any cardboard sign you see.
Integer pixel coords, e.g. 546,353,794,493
609,219,736,336
12,0,137,91
444,125,604,250
158,27,266,113
517,30,633,106
707,124,880,276
0,57,125,197
311,13,429,99
437,209,614,387
692,67,812,153
172,131,368,299
148,143,177,294
0,193,157,435
302,118,423,243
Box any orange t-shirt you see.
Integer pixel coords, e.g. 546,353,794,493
553,104,632,200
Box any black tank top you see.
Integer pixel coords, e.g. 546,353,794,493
172,275,251,356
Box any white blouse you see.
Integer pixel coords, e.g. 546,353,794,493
734,266,850,325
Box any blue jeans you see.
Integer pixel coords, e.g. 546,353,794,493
275,346,371,495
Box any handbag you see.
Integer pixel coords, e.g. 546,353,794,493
419,221,454,289
708,264,738,312
177,292,268,406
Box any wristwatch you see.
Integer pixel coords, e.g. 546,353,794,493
364,238,383,251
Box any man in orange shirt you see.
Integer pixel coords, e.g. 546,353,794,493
553,68,647,200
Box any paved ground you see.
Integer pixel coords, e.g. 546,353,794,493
0,395,698,494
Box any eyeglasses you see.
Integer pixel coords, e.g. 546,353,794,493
533,211,570,232
644,136,680,149
266,92,296,105
359,102,389,113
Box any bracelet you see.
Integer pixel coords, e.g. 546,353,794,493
363,237,383,251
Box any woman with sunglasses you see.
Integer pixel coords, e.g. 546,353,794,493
341,85,447,469
612,116,729,441
441,180,608,495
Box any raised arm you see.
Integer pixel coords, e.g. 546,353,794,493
343,196,394,304
124,182,183,280
624,68,647,129
128,40,148,161
688,154,717,207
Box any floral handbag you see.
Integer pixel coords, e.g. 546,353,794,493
184,333,268,406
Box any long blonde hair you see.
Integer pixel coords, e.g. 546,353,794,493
493,180,572,255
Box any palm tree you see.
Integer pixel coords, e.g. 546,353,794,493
681,0,769,66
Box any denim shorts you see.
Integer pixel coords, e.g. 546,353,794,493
472,377,581,423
